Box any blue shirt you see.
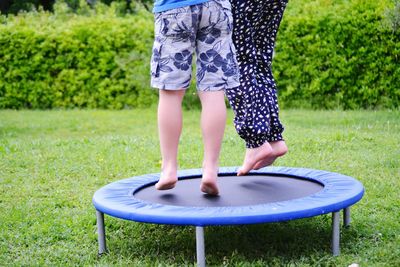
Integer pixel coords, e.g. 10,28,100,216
153,0,211,13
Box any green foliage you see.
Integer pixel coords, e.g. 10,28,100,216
382,0,400,33
274,0,400,109
0,0,44,15
0,0,156,109
0,0,399,109
0,0,146,14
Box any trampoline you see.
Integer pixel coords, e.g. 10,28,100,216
93,167,364,266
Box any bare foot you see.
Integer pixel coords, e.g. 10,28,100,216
155,168,177,190
253,140,288,170
200,168,219,195
237,142,274,176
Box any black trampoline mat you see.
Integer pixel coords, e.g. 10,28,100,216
133,175,324,207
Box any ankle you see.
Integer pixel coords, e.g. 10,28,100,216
271,141,288,157
162,160,177,169
262,142,274,155
246,142,273,158
202,162,219,174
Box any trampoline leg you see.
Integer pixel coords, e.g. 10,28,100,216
331,211,340,256
96,210,107,255
196,226,206,267
343,207,351,227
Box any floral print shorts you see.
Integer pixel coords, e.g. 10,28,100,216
150,0,240,91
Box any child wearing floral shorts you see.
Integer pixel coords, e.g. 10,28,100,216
151,0,239,195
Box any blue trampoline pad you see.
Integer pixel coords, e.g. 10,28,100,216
93,167,364,226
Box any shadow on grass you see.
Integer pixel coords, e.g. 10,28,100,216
99,214,361,265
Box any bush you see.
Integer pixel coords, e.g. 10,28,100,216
0,1,158,109
0,0,150,15
0,0,398,109
274,0,400,109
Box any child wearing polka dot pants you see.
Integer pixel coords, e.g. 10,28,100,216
225,0,289,175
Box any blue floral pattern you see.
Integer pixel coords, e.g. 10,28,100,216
222,50,239,77
150,0,239,91
173,50,192,71
198,23,222,44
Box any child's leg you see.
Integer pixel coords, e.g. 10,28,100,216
251,89,288,170
155,89,185,190
198,91,226,195
237,90,288,174
227,0,288,175
193,0,239,192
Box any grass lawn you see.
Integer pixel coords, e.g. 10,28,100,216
0,108,399,266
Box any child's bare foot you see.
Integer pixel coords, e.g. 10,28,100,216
200,168,219,195
253,140,288,170
155,167,177,190
237,142,273,176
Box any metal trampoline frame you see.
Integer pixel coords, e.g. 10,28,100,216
93,167,364,266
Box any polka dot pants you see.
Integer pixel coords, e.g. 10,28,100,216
225,0,288,148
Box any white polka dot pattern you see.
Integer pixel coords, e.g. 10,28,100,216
225,0,288,148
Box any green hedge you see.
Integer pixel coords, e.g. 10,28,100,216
0,1,158,109
274,0,400,109
0,0,399,109
0,0,153,15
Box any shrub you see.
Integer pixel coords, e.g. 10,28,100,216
274,0,400,109
0,1,157,109
0,0,398,109
0,0,146,15
382,0,400,34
